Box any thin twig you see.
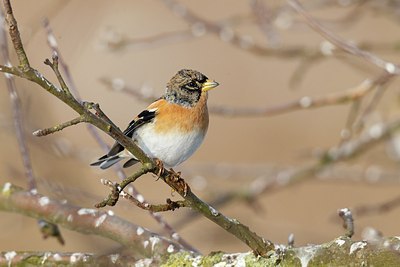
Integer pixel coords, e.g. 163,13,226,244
288,0,400,74
101,179,187,212
338,208,354,238
2,0,29,69
32,116,87,137
0,9,35,191
353,195,400,217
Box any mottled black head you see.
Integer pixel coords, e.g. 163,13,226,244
165,69,219,107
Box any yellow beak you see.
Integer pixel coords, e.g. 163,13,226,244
202,79,219,92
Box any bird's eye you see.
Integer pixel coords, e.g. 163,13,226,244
185,81,198,90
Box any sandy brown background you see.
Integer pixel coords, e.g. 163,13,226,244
1,0,400,255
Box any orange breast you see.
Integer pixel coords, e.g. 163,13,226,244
150,93,209,134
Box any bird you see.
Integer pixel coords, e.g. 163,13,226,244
91,69,219,170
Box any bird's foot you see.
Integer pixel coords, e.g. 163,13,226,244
154,159,165,179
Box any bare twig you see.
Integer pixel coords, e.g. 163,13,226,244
95,167,149,208
38,219,65,245
101,179,187,212
338,208,354,238
250,0,279,46
288,0,400,74
2,0,29,69
32,116,87,137
353,195,400,218
0,8,35,191
351,83,389,135
100,28,195,50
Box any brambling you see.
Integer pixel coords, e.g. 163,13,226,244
91,69,219,169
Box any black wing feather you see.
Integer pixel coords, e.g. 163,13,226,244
106,109,156,156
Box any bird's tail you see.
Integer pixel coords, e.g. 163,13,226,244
90,154,123,169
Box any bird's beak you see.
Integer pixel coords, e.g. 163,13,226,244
202,79,219,92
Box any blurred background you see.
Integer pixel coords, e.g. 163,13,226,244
1,0,400,255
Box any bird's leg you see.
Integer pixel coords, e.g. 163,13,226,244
154,158,165,179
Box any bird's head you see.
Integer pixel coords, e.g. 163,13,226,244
165,69,219,107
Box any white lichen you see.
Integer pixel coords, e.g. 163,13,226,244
4,251,16,264
2,182,12,194
229,218,240,224
134,258,153,267
149,236,161,251
368,123,384,139
94,214,107,228
107,210,114,216
41,252,52,264
109,254,119,264
136,227,144,236
53,253,62,261
385,62,397,74
338,208,351,217
39,196,50,207
30,188,38,195
218,252,251,267
67,214,73,222
47,34,58,47
295,245,318,267
167,244,175,253
137,194,145,203
232,252,248,267
320,41,335,56
77,208,97,216
209,206,219,216
299,96,312,108
335,238,346,246
70,253,84,263
143,240,149,249
349,241,367,254
191,255,203,267
4,72,13,79
172,232,180,240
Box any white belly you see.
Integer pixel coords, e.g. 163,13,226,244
132,125,206,168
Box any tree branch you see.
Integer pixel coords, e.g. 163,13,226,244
0,182,185,259
0,0,273,255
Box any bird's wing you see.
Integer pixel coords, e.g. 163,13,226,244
106,107,157,157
